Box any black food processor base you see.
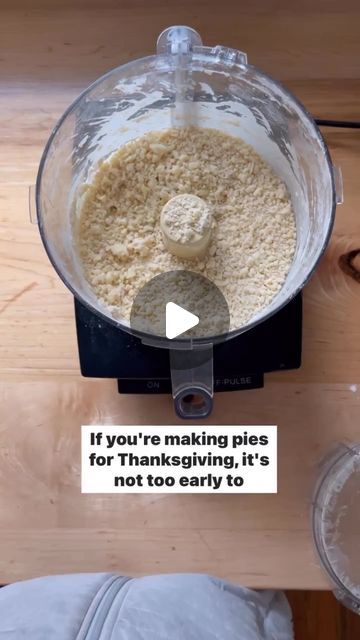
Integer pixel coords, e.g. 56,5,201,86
75,294,302,394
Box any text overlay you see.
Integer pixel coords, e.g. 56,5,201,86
81,425,277,494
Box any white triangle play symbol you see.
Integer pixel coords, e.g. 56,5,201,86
165,302,199,339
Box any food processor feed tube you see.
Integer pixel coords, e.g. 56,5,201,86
35,26,338,419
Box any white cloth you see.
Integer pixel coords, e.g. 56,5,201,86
0,573,294,639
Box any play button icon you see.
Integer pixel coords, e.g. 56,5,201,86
165,302,199,339
130,270,230,345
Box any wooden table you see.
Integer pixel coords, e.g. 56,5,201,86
0,0,359,589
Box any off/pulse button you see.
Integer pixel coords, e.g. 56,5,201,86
214,374,264,391
117,374,264,394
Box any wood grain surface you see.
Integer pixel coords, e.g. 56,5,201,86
0,0,359,588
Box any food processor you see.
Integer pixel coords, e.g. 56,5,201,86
35,25,341,418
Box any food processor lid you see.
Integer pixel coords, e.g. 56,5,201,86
313,443,360,613
156,25,248,64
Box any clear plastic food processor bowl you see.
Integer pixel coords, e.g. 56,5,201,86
36,26,340,418
312,444,360,614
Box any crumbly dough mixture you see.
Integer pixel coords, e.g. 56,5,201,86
76,127,296,329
